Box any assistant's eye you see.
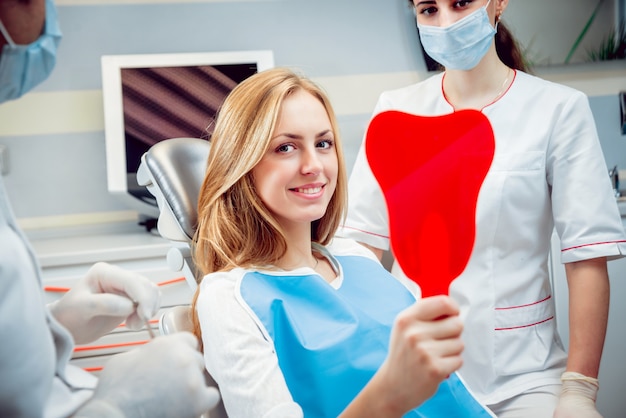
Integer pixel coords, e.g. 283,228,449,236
276,143,295,153
316,139,334,150
453,0,474,9
417,6,438,16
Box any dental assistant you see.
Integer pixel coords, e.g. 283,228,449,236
0,1,219,416
339,1,626,417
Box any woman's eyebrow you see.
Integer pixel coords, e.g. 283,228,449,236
316,129,332,138
272,130,332,140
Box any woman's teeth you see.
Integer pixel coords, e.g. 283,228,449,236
295,186,322,194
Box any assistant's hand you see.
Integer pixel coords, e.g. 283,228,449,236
74,332,221,418
377,295,464,414
554,372,602,418
49,262,160,344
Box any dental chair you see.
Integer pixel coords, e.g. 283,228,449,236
137,137,209,291
137,137,228,418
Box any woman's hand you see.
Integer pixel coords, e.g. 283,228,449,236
378,295,464,415
341,295,464,418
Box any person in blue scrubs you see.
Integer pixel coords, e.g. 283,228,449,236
191,67,493,418
0,1,219,416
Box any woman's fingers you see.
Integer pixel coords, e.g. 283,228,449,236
405,295,460,321
396,296,463,341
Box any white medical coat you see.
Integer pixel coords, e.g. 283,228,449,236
339,70,626,404
0,176,96,417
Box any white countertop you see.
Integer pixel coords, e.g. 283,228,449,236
27,221,171,268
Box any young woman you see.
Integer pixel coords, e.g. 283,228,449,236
190,67,494,417
339,1,626,417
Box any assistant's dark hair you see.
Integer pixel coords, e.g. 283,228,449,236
496,22,528,72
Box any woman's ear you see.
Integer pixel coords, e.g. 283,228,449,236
496,0,509,20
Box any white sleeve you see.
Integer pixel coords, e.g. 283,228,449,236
547,91,626,263
196,273,302,418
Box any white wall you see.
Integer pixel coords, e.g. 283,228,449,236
0,0,624,229
0,0,424,227
505,0,620,66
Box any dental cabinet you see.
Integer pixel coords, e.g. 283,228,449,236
29,223,193,376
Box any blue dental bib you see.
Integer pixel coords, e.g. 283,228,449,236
240,255,492,417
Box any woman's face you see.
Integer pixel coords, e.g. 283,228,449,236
252,89,338,231
412,0,497,27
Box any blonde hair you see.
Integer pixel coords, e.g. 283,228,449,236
193,67,347,277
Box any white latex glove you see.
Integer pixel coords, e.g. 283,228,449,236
49,262,160,344
553,371,602,418
74,332,221,418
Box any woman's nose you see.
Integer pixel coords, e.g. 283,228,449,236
301,149,323,175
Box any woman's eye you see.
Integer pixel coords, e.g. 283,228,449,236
317,139,334,149
276,143,295,153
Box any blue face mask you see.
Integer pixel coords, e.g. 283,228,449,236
0,0,62,103
417,0,496,71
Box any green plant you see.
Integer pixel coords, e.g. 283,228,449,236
564,0,606,64
587,22,626,61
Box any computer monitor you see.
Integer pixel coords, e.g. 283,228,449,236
101,50,275,219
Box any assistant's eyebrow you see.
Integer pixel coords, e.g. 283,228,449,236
415,1,436,6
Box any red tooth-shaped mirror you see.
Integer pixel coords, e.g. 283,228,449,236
365,110,495,298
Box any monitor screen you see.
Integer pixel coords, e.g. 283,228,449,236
101,50,275,219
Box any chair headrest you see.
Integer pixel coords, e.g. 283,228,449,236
143,137,211,240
